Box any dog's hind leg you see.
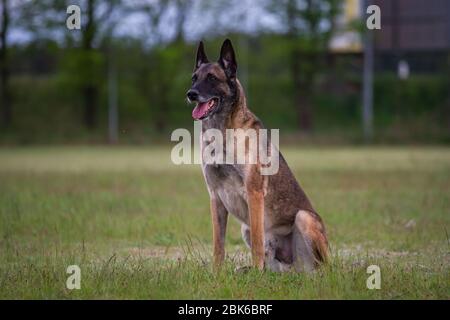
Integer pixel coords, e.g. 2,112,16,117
292,210,329,272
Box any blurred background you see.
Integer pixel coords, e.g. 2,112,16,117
0,1,449,299
0,0,449,145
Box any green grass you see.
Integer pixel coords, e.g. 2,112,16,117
0,146,449,299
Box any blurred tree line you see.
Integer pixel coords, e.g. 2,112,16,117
0,0,448,144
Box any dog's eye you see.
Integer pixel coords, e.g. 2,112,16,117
207,74,218,82
191,75,197,83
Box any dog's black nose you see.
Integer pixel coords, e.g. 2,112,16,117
187,89,199,101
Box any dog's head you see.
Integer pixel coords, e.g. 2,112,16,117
187,39,238,120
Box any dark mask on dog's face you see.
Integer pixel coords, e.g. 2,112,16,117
186,39,238,120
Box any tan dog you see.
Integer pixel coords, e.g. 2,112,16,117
187,39,328,272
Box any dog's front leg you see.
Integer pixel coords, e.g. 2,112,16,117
245,166,265,270
247,189,265,270
210,196,228,270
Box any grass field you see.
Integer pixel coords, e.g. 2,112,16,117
0,146,449,299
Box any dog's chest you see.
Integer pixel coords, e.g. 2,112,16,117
202,164,249,223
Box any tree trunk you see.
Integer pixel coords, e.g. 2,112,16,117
0,0,11,128
83,85,98,129
154,73,168,133
173,0,187,43
291,48,314,132
81,0,98,129
296,86,313,132
286,0,315,133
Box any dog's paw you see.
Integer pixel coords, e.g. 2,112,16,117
234,266,252,274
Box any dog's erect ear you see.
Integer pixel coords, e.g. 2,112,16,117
219,39,237,78
195,41,209,70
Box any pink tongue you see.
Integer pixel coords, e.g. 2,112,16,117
192,100,213,119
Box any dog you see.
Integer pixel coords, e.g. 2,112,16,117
187,39,328,272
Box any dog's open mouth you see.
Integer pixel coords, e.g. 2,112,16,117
192,98,218,120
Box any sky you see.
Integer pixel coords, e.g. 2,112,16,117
5,0,361,51
7,0,283,45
